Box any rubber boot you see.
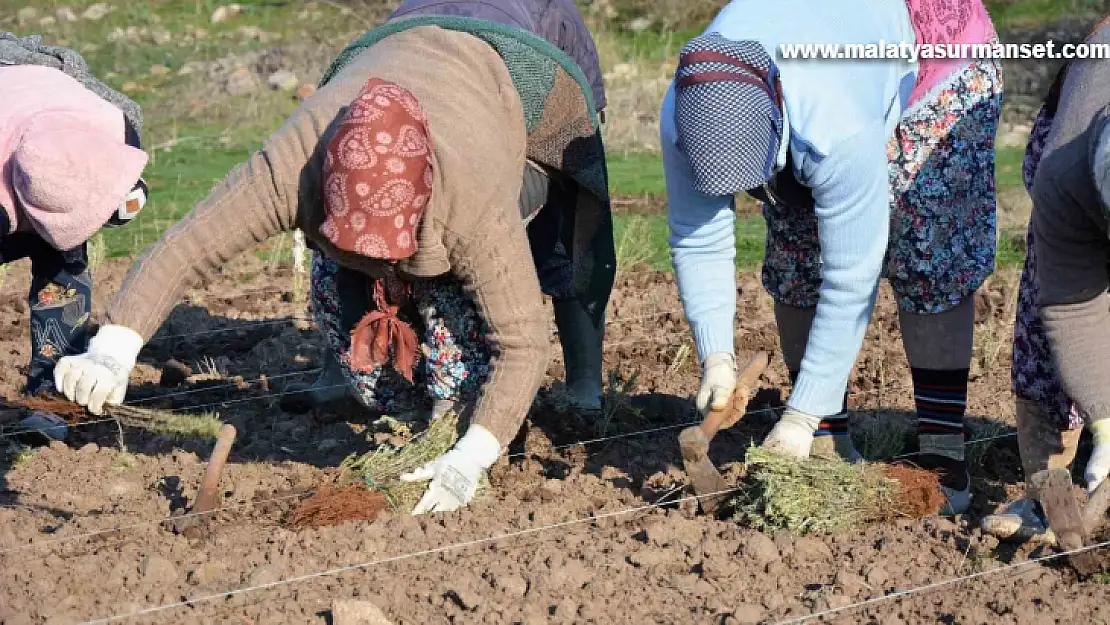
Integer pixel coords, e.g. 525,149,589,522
279,350,350,413
981,398,1081,543
552,298,604,413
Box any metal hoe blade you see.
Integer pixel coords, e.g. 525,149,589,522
679,352,770,515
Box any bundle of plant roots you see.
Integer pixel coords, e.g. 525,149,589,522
730,446,945,535
291,411,466,525
0,393,224,439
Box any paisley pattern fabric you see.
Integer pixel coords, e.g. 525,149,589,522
319,78,433,262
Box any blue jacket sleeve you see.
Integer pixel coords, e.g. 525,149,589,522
787,122,890,416
661,84,738,362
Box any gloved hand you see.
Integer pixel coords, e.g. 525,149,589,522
696,352,736,415
53,324,143,414
761,406,822,458
400,424,501,514
1085,418,1110,494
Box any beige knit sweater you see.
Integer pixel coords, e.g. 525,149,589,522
106,26,550,446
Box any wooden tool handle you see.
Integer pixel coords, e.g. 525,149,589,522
699,351,771,438
191,424,237,514
1083,477,1110,533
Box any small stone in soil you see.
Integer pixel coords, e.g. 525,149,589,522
139,555,178,584
331,599,394,625
186,563,225,586
864,564,889,588
493,573,528,597
160,359,192,387
628,548,670,568
729,603,765,624
793,537,833,563
740,532,780,566
762,592,786,610
553,598,578,619
834,570,869,597
246,564,283,586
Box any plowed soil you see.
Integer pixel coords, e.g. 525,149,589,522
2,254,1108,625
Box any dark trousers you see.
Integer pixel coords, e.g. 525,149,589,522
0,234,92,394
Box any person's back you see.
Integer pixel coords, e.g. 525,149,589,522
389,0,605,111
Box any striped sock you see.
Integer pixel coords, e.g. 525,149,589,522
913,367,969,463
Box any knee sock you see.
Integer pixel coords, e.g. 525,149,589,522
912,367,969,463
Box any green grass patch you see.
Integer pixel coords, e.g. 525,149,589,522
608,152,666,197
984,0,1105,29
614,213,766,271
996,145,1026,193
38,0,357,103
608,27,700,62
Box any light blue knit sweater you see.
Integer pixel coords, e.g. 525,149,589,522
661,0,918,417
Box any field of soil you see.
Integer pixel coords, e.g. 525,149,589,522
2,254,1110,624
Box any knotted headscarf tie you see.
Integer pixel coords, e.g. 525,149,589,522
320,77,434,380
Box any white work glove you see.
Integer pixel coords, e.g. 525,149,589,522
400,424,501,514
761,406,822,458
696,352,736,415
53,324,143,415
1085,419,1110,494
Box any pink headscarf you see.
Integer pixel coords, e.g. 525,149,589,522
0,65,148,250
904,0,995,106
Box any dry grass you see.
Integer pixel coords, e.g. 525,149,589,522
590,22,677,155
732,446,944,534
599,368,643,436
973,269,1021,376
341,410,463,513
855,415,913,461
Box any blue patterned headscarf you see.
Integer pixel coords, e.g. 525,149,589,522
674,33,784,197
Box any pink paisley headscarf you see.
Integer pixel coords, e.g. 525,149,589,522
904,0,995,106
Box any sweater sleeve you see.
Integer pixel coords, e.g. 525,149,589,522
105,64,370,340
1033,179,1110,420
788,122,890,417
661,84,738,362
450,200,551,447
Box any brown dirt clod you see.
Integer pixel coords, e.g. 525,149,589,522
290,484,389,529
884,464,946,518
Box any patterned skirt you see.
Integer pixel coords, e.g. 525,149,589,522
761,56,1003,315
310,254,491,414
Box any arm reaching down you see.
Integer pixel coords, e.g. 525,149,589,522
106,74,372,340
788,123,890,418
660,85,740,413
401,204,551,514
1033,178,1110,420
452,208,552,448
55,55,379,413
